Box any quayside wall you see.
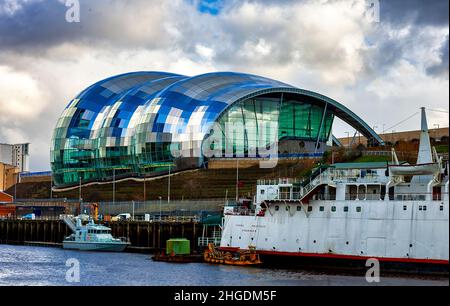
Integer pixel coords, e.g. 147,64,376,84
0,219,203,252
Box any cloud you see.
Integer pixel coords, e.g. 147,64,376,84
426,36,449,78
0,0,448,171
380,0,449,26
0,65,48,121
0,0,173,52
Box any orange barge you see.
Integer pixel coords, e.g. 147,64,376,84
203,243,262,266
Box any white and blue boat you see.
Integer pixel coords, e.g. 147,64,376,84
62,216,130,252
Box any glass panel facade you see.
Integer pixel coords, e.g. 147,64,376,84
214,98,333,157
279,101,333,141
51,71,334,187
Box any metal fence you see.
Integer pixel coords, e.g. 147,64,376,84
83,198,226,216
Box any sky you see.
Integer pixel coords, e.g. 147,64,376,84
0,0,448,171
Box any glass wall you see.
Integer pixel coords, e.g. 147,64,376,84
279,100,333,141
51,71,338,187
213,97,334,157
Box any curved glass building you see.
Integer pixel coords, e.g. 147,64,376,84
51,71,382,187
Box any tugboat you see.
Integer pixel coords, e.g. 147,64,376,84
62,215,130,252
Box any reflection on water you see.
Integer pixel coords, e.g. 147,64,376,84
0,245,447,286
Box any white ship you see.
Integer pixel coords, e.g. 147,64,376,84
62,216,130,252
220,108,449,271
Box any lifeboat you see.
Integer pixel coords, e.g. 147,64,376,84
389,163,440,176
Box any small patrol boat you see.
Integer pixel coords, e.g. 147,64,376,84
62,216,130,252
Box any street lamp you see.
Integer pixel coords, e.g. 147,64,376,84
433,124,440,141
345,131,350,148
112,168,116,205
79,176,82,202
143,175,146,203
159,196,162,221
236,159,239,202
168,164,171,204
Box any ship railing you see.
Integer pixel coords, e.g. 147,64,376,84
198,237,221,247
146,215,200,223
224,209,255,216
257,178,300,185
263,191,449,202
61,215,77,232
394,194,427,201
118,237,130,243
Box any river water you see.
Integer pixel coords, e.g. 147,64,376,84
0,245,447,286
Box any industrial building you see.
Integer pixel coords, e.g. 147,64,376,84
0,143,29,173
51,71,382,187
0,143,29,192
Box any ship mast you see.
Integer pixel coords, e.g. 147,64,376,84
411,107,434,183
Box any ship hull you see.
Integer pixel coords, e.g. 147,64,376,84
62,241,129,252
220,199,449,273
219,246,448,274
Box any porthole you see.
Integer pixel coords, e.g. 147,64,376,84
308,206,313,212
286,206,290,211
331,206,336,212
440,206,444,211
403,205,407,211
319,206,324,212
344,206,349,212
275,206,279,211
356,207,362,212
296,206,301,211
313,240,317,243
423,206,427,211
419,206,423,211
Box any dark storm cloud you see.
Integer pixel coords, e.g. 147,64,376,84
0,0,83,50
361,0,449,79
0,0,169,53
380,0,449,26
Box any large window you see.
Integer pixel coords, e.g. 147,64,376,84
214,96,334,157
